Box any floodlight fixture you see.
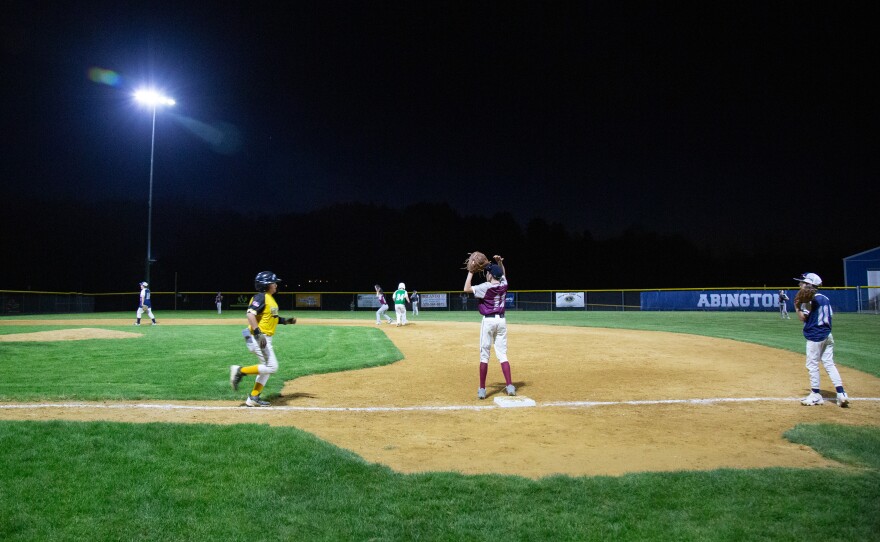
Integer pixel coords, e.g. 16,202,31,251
134,89,176,107
134,89,176,283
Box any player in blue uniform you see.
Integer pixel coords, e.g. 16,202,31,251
134,281,157,326
411,290,420,317
794,273,849,407
778,290,790,319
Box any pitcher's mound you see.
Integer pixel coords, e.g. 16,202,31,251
0,328,142,342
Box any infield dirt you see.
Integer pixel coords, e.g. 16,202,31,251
2,318,879,478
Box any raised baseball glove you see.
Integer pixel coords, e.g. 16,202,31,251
794,288,816,312
464,251,490,273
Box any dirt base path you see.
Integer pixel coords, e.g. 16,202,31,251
2,318,879,478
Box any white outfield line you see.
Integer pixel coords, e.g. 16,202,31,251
1,397,878,413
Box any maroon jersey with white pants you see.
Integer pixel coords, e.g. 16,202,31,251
472,277,508,362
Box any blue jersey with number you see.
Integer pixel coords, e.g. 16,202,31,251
139,288,152,308
802,293,832,342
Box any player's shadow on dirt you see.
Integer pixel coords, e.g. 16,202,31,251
486,381,525,398
274,392,317,404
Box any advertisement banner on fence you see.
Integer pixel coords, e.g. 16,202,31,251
555,292,585,308
357,294,380,309
420,293,447,308
295,293,321,308
505,292,516,309
641,290,858,312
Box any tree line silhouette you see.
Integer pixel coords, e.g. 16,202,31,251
1,197,853,293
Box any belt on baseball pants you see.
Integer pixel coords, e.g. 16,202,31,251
484,314,505,319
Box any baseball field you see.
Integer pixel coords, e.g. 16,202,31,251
1,311,879,540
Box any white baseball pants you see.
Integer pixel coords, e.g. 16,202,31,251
395,304,407,325
805,334,843,389
479,314,508,363
376,305,391,323
245,333,279,386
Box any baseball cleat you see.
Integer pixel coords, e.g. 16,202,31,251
505,384,517,396
245,394,270,407
836,392,849,408
800,392,824,406
230,365,243,390
133,323,140,326
477,388,486,400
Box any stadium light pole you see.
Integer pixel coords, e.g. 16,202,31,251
134,89,175,284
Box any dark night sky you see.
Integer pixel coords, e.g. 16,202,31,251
2,2,878,289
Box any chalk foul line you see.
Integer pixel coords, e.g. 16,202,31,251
0,397,878,413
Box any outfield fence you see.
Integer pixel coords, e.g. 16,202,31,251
2,287,878,316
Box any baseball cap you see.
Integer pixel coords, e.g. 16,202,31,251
486,264,504,278
793,272,822,286
140,281,148,287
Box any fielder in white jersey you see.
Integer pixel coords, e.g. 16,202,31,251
464,254,516,400
794,272,849,407
374,285,394,324
134,281,157,325
392,282,410,326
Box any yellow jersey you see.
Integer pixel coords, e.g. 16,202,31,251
247,292,280,336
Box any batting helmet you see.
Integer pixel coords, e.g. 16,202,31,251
255,271,281,292
398,282,406,290
793,272,822,286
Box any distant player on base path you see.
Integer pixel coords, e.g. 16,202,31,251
793,272,849,407
464,254,516,400
134,281,157,326
229,271,296,407
393,282,410,326
374,285,394,324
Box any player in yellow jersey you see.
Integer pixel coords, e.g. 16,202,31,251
229,271,296,406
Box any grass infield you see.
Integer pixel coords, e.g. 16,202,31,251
0,324,400,401
1,311,879,540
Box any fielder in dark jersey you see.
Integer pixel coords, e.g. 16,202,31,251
134,281,157,325
464,254,516,400
794,272,849,407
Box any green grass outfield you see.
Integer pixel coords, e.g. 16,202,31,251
1,311,879,541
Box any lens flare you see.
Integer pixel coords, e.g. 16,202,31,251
87,67,121,87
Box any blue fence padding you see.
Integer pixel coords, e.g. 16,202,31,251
640,289,859,312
